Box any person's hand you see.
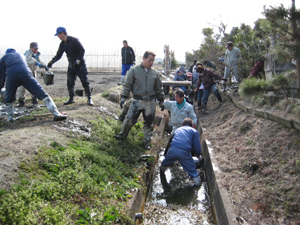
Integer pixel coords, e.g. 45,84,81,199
222,78,228,82
120,97,126,109
159,101,165,111
43,65,49,71
47,61,53,68
73,60,80,69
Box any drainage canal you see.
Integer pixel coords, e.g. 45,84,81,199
140,148,216,224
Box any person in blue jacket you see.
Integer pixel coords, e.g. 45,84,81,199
160,118,202,186
47,27,93,106
173,70,187,93
0,49,67,122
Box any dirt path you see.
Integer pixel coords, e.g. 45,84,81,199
198,91,300,225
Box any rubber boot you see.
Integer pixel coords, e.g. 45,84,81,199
160,165,167,173
118,105,130,122
17,99,25,107
114,117,134,140
202,104,207,112
6,103,14,122
222,83,227,92
118,76,125,85
64,88,75,105
193,176,201,186
87,96,93,106
216,91,223,103
32,97,38,105
43,96,67,121
197,100,202,110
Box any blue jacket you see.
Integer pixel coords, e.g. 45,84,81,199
170,125,201,155
0,49,31,89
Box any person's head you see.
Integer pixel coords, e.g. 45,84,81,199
142,51,156,69
55,27,67,41
174,88,185,104
196,62,202,67
196,65,204,74
193,60,197,64
182,118,193,127
30,42,39,54
226,41,233,50
176,70,181,76
123,40,128,48
5,48,16,54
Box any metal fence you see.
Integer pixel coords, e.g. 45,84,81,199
0,46,143,73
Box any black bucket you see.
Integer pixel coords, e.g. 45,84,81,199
41,71,54,85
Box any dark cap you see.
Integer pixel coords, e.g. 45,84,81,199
54,27,66,36
193,60,197,63
226,41,233,48
30,42,38,49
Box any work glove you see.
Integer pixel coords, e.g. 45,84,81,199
222,78,228,82
44,65,49,71
120,97,126,109
159,101,165,111
47,61,53,68
36,62,43,68
73,60,80,69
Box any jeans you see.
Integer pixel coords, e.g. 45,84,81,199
202,84,222,105
122,64,132,76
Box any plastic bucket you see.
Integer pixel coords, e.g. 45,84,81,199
42,71,54,85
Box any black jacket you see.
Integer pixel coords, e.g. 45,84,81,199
51,36,85,65
121,46,135,65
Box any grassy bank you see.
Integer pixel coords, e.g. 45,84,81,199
0,117,147,224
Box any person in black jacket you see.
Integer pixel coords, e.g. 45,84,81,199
47,27,93,106
118,40,135,85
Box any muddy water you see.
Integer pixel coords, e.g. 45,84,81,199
141,150,215,225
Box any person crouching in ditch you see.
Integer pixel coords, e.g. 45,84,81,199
0,49,67,122
160,118,202,186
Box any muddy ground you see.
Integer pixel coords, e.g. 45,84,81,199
0,72,120,190
0,73,300,225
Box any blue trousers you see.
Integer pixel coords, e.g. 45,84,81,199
5,71,48,103
202,84,222,105
121,64,132,76
162,147,198,178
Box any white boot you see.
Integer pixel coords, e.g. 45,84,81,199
193,176,201,186
43,96,67,121
6,103,14,122
118,76,125,85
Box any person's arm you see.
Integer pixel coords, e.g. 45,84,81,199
155,73,165,101
121,67,135,98
130,47,135,64
209,70,225,81
190,105,197,126
0,58,6,90
164,134,174,156
191,130,201,156
73,37,85,62
50,42,65,64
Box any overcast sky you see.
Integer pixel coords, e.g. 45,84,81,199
0,0,292,62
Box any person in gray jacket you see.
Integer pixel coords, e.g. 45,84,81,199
114,51,165,150
223,41,242,91
164,88,197,134
17,42,47,107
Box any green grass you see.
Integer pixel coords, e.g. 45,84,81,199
0,117,146,224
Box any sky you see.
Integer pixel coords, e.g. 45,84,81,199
0,0,292,62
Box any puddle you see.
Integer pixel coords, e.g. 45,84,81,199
94,106,118,120
53,119,91,136
141,151,215,224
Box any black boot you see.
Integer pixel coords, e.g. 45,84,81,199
64,88,75,105
197,100,202,110
17,100,25,107
87,96,93,106
202,104,207,112
216,91,223,103
222,83,227,92
32,97,38,105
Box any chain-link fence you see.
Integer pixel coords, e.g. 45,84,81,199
0,46,142,73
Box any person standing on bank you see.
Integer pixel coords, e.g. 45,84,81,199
223,41,242,91
17,42,48,107
114,51,165,150
47,27,93,106
118,40,135,85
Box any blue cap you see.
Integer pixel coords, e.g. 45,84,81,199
54,27,66,36
5,48,16,54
